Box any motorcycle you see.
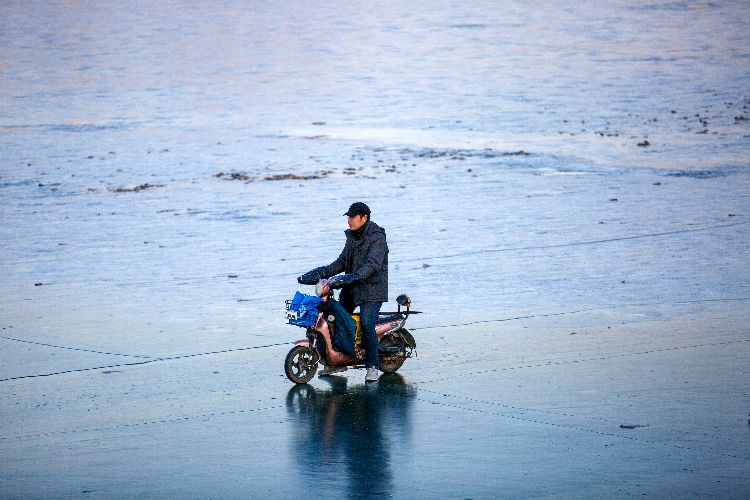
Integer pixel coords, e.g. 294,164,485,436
284,279,418,384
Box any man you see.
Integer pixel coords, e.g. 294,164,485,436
298,202,388,382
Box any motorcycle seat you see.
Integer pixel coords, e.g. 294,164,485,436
349,313,406,325
376,314,403,324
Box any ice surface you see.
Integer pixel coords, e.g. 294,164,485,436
1,0,749,497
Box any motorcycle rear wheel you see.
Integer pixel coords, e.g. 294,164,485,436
284,345,318,384
378,334,406,373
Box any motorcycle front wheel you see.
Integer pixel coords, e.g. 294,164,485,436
284,345,318,384
378,334,406,373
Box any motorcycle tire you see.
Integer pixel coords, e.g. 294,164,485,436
284,345,318,384
378,334,406,373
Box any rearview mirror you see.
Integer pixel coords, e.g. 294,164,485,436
396,294,411,308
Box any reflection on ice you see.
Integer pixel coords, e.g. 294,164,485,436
286,374,416,498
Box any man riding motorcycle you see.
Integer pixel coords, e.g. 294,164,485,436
298,202,388,382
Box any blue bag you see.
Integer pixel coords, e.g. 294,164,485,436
286,291,323,328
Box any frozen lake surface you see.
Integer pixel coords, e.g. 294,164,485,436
2,0,749,497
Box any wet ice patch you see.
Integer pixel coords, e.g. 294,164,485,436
1,122,132,132
666,169,728,179
0,178,38,188
288,126,534,153
536,171,597,177
447,23,490,30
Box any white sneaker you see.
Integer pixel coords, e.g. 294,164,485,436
365,367,379,382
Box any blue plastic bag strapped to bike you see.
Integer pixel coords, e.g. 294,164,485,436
286,291,323,328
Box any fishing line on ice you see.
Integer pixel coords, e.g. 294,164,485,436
0,342,291,382
410,296,750,331
15,220,750,289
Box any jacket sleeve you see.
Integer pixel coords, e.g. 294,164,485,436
322,240,348,278
354,233,387,280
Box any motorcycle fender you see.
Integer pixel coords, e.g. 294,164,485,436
292,339,310,348
398,328,416,349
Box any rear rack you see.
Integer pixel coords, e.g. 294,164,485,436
378,310,422,315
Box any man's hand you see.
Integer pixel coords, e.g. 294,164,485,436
297,266,326,285
327,273,361,289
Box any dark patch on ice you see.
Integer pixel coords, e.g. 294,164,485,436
215,171,253,181
110,183,163,193
218,211,258,222
448,23,490,29
254,133,290,139
666,170,727,179
215,171,326,182
3,123,130,132
638,2,716,13
2,178,39,188
402,147,531,160
264,173,325,181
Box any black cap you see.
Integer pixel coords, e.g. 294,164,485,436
343,202,371,217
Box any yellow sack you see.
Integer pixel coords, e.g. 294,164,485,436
352,314,362,346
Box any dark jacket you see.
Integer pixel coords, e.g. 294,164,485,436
322,220,388,305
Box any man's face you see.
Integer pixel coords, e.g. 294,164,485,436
347,214,368,231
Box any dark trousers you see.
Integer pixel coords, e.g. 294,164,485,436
340,293,382,369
